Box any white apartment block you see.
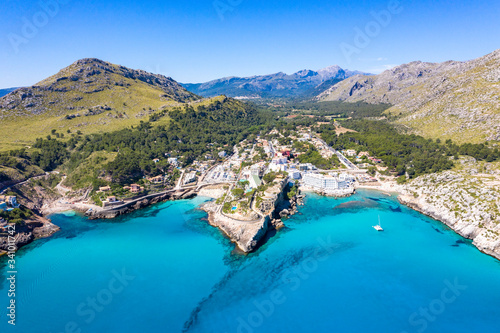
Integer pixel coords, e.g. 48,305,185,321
302,173,350,191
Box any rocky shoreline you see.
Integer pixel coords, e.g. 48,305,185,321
201,181,301,253
202,201,271,253
355,172,500,262
12,180,300,254
86,189,196,219
3,165,498,263
398,195,500,260
0,185,197,254
397,169,500,261
0,215,60,256
199,173,500,259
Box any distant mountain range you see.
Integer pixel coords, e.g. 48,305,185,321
0,88,19,98
2,50,499,147
182,66,372,99
319,49,500,143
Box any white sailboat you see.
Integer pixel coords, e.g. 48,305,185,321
373,215,384,231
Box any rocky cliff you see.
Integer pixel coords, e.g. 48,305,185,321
319,49,500,143
87,189,196,220
398,158,500,260
0,215,60,255
203,201,271,253
202,179,289,253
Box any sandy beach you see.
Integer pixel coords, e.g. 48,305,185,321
41,198,103,216
355,180,404,196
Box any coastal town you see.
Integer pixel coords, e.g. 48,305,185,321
3,118,498,257
82,126,386,211
1,4,499,330
0,123,397,255
9,124,402,253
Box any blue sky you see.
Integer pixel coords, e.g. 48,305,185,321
0,0,499,87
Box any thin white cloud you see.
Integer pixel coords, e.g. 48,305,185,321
366,64,398,74
357,57,388,62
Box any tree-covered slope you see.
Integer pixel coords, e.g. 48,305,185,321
1,96,271,189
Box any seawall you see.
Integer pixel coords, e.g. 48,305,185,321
87,189,196,219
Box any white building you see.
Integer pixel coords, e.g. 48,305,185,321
302,173,353,193
168,157,178,166
337,172,355,183
249,175,262,189
303,173,339,191
272,157,288,165
250,166,261,176
298,163,316,171
183,171,197,185
102,196,124,208
288,170,301,180
269,163,287,172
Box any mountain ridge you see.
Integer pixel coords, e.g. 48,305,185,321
182,66,372,98
0,58,198,118
0,58,204,151
319,50,500,143
0,88,20,98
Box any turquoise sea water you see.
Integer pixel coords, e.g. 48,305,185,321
1,190,500,333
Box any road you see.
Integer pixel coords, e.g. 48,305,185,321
0,172,58,194
312,134,358,170
175,170,185,189
269,141,276,158
98,181,232,214
313,168,368,175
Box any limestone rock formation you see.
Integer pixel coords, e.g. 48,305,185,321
319,49,500,143
398,159,500,260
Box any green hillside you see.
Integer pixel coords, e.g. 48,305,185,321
319,49,500,144
0,58,201,151
1,94,269,189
